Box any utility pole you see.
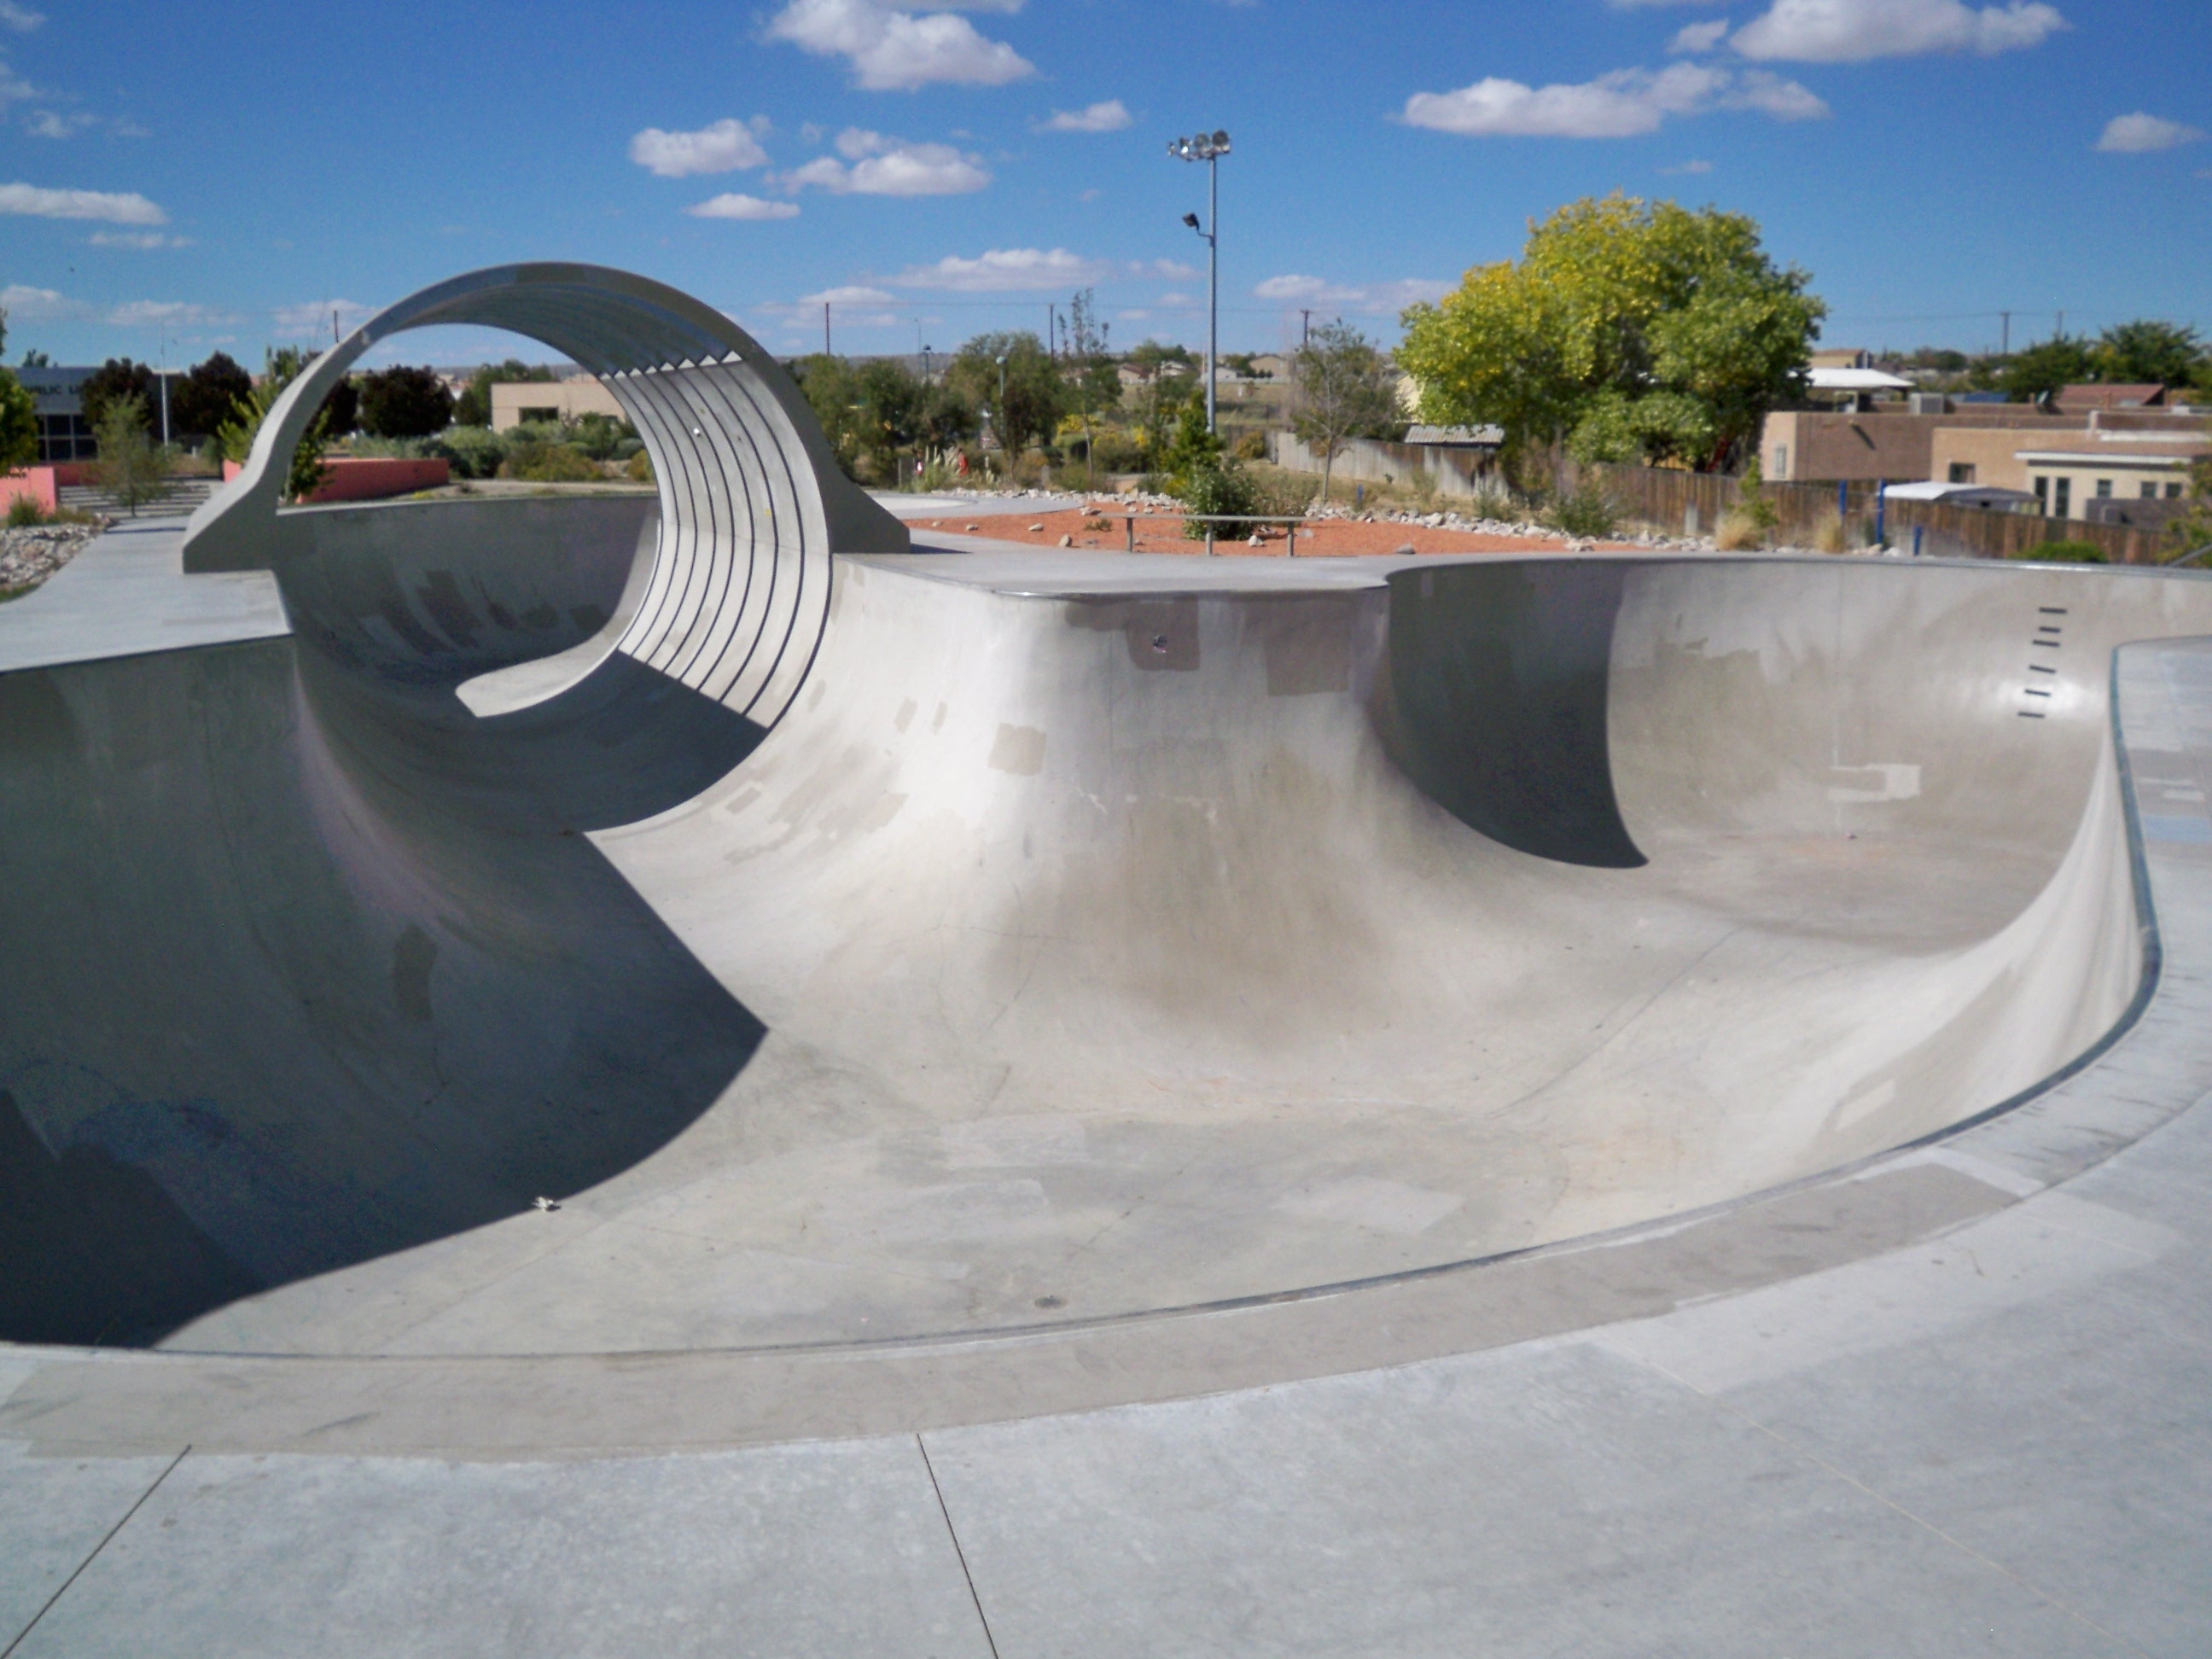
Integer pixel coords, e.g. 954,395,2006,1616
158,329,170,448
824,302,831,356
2056,308,2064,340
1301,309,1311,349
2000,311,2011,356
1168,129,1231,434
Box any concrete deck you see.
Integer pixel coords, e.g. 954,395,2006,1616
4,512,2211,1653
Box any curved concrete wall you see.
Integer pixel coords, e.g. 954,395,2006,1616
182,263,905,735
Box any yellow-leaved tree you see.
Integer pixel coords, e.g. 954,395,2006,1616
1396,193,1825,484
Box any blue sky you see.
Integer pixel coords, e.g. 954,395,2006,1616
2,0,2206,370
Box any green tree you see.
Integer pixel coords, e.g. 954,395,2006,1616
90,393,170,515
79,358,159,438
2000,335,2096,402
2094,320,2204,388
949,332,1065,457
1397,193,1825,478
1289,321,1403,504
171,352,254,439
0,310,34,471
453,358,556,428
214,347,333,502
358,365,454,438
0,368,35,470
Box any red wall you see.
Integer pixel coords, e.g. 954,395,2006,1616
221,456,451,502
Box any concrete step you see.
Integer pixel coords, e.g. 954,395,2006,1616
59,476,220,517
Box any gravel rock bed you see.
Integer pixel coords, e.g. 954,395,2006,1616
0,522,104,596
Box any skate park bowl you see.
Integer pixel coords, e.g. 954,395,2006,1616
4,263,2212,1369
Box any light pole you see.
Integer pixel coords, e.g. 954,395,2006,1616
1167,128,1230,434
995,353,1007,451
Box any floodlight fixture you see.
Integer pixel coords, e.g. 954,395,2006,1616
1166,128,1231,434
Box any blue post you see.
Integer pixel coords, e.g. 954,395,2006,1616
1912,525,1924,559
1837,478,1848,523
1875,479,1887,549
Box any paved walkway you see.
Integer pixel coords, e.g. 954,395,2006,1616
3,626,2209,1654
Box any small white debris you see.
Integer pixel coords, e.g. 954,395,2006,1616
533,1196,562,1212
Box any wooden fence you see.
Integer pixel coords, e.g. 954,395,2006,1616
1573,460,2174,565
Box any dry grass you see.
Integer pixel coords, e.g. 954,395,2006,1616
1812,512,1848,555
1713,509,1767,551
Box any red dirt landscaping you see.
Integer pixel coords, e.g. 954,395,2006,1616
912,504,1649,559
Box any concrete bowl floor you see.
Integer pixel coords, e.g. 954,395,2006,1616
3,513,2210,1365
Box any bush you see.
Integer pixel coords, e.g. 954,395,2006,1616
2017,539,2108,564
1812,512,1848,555
1088,428,1144,473
1545,482,1619,539
7,493,47,527
1468,480,1516,523
567,412,635,461
428,427,507,480
1179,463,1261,539
500,440,599,483
1229,429,1268,462
1713,509,1767,551
626,449,654,484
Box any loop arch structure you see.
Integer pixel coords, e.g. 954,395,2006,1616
182,261,906,732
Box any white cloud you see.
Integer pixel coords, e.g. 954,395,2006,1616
1661,158,1716,173
1731,0,2065,61
890,247,1111,291
688,192,800,219
2096,113,2206,154
108,300,234,329
0,281,76,319
88,230,190,247
23,108,90,137
1255,275,1452,311
765,0,1034,91
1402,61,1825,138
1668,19,1731,51
0,55,32,104
1036,99,1132,134
1157,291,1196,307
803,284,899,304
0,2,44,29
628,117,771,178
272,299,373,339
0,181,166,223
780,132,990,195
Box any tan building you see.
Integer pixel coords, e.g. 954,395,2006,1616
1761,405,2203,486
1929,426,2205,521
490,377,624,429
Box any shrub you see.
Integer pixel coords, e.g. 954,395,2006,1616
1713,509,1767,551
1734,457,1781,532
501,440,599,483
1229,429,1268,462
428,427,507,480
626,449,655,484
1468,480,1516,523
1546,482,1619,539
1089,428,1144,473
1179,463,1261,539
1812,512,1848,554
7,493,47,527
2017,539,2108,564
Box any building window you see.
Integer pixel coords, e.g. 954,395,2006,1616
2034,476,2049,511
1947,463,1976,484
2054,477,2071,519
1772,445,1788,479
2169,483,2186,499
2142,481,2158,499
2095,479,2113,498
